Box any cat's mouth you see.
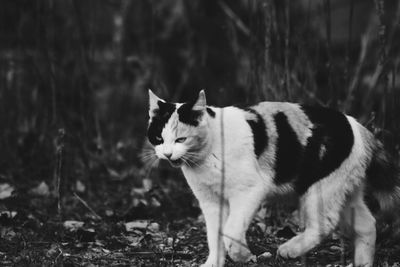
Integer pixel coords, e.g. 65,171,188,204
168,158,183,168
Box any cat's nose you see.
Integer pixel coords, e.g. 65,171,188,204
163,152,172,159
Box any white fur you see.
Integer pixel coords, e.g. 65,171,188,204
182,107,270,266
148,92,387,267
277,116,375,267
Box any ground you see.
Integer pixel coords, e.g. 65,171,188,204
1,171,400,267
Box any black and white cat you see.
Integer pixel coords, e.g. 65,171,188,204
146,90,400,267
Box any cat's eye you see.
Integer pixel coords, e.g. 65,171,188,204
175,137,187,143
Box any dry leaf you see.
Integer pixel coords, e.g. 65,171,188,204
63,220,84,231
0,211,17,219
258,251,272,260
29,181,50,196
0,183,14,199
76,180,86,193
125,220,149,231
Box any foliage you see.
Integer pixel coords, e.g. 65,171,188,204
0,0,400,266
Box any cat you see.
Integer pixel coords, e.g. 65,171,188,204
146,89,400,267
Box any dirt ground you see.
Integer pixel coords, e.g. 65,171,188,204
1,175,399,267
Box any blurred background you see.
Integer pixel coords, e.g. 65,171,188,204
0,0,400,265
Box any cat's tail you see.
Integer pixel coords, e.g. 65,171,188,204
365,142,400,214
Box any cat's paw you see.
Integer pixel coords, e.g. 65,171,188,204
277,239,303,259
200,262,223,267
226,242,256,263
200,257,225,267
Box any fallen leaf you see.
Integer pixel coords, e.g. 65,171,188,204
127,236,143,247
29,181,50,196
329,245,342,251
105,210,114,217
142,178,152,191
148,222,160,232
150,197,161,207
1,227,16,241
76,180,86,193
46,243,60,257
0,183,14,199
256,222,266,232
107,168,121,180
63,220,84,231
125,220,149,231
258,251,272,260
0,211,17,219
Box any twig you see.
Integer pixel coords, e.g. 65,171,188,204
344,29,372,111
55,128,65,220
345,0,355,88
374,0,387,65
126,251,193,260
73,192,102,220
284,0,291,100
324,0,334,105
217,108,226,266
351,208,355,267
218,1,251,37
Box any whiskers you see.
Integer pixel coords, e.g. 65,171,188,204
139,148,160,177
182,151,203,168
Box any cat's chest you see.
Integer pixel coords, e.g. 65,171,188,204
181,154,260,197
182,160,222,188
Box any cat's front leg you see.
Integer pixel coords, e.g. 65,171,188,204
199,198,229,267
223,189,265,263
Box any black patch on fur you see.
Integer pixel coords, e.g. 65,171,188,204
272,106,355,195
177,102,203,126
294,105,355,194
147,101,176,145
245,108,268,157
206,107,216,118
273,112,303,184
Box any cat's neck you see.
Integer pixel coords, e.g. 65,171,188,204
182,106,250,171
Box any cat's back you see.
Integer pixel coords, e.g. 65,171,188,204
245,101,364,194
248,101,355,141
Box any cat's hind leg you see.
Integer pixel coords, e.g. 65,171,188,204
341,189,376,267
277,183,344,259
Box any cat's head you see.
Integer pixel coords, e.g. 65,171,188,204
147,90,213,168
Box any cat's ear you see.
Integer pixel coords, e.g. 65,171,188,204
148,89,164,117
193,90,206,111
